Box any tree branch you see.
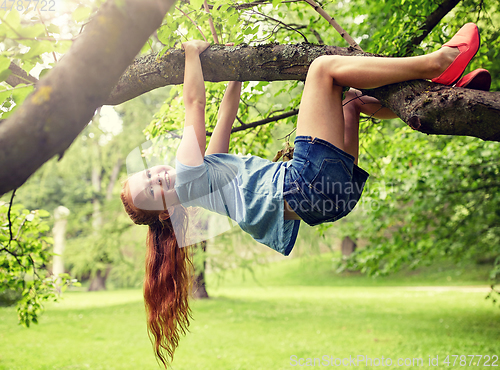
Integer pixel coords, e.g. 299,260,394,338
402,0,463,56
7,188,17,241
302,0,363,51
360,81,500,141
203,0,219,44
6,62,38,87
206,109,299,136
106,44,368,105
104,43,500,144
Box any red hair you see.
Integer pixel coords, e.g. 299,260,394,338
121,181,192,367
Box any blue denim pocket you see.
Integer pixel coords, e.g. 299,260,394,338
283,136,368,226
298,158,352,217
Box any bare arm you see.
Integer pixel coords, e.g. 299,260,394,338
176,40,210,166
206,81,242,155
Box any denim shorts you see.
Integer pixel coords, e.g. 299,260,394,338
283,136,369,226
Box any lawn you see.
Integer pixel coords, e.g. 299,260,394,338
0,256,498,369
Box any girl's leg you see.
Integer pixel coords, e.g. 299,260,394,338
296,48,459,153
342,89,398,163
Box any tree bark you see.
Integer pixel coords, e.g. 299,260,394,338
0,0,175,196
105,44,367,105
360,81,500,141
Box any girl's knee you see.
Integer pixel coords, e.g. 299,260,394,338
308,55,342,77
308,55,349,88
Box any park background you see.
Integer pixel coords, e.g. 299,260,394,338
0,0,499,368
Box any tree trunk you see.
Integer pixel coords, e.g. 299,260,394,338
89,136,108,291
52,206,70,292
341,236,357,256
192,241,209,299
88,268,110,291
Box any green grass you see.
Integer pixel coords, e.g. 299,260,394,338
208,252,494,288
0,257,498,369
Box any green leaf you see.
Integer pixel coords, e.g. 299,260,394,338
0,87,11,102
228,13,238,27
0,55,10,72
243,27,254,35
5,9,21,31
19,24,45,38
190,0,204,10
158,45,169,58
53,41,72,55
19,41,54,60
46,24,60,34
38,68,51,79
37,210,50,218
12,85,34,105
157,25,171,45
0,68,12,83
72,6,92,22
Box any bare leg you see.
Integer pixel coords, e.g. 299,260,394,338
296,48,459,155
342,89,398,163
342,90,360,163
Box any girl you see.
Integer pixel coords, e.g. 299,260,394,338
121,23,480,366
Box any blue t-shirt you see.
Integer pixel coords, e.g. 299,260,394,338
174,154,300,256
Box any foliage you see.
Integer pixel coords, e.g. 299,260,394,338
0,195,76,326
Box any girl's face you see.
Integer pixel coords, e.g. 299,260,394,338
128,165,178,211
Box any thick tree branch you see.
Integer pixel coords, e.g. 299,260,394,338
106,44,369,105
105,43,500,143
0,0,175,196
360,81,500,141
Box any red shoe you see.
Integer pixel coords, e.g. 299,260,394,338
432,23,480,85
454,68,491,91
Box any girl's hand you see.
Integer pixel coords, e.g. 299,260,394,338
182,40,211,54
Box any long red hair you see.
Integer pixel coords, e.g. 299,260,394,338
121,181,192,368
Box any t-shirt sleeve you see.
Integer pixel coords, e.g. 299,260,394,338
175,159,206,185
175,159,209,204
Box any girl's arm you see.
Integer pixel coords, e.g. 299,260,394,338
206,81,242,155
176,40,210,166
